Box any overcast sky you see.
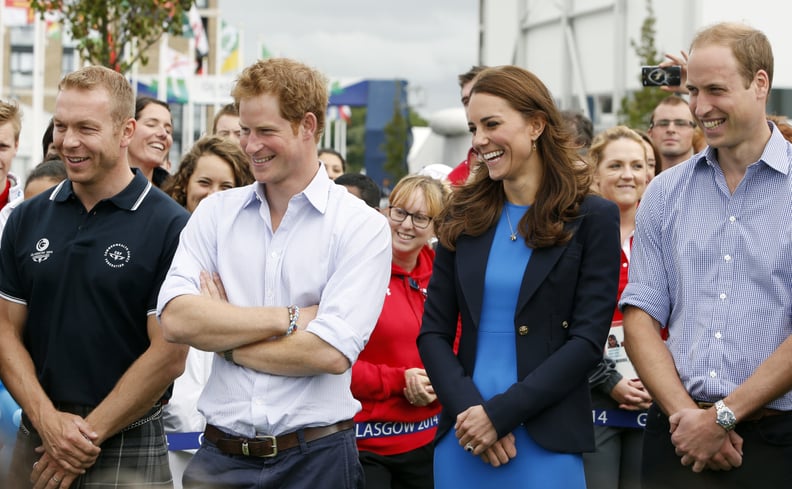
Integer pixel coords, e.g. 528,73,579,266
220,0,479,117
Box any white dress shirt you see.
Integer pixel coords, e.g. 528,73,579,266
158,168,391,437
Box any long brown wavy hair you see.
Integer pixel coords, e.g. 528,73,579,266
163,135,254,208
437,65,592,250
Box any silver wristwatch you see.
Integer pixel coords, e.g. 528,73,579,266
714,400,737,431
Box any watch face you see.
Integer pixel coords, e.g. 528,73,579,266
716,401,737,430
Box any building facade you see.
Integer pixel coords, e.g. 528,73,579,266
0,0,228,176
477,0,792,130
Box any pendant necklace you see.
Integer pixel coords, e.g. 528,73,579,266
505,207,518,241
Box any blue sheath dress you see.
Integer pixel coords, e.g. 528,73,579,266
434,203,586,488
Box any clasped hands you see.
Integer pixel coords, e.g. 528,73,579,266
403,368,437,407
455,405,516,467
669,407,743,473
30,410,100,489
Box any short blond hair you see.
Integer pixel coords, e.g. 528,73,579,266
587,126,646,169
691,22,773,90
389,175,450,233
59,65,135,128
0,99,22,141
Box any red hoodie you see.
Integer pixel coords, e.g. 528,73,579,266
352,245,441,456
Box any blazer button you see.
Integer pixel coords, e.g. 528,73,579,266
561,321,569,329
518,325,529,335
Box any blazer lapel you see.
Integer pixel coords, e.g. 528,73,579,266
456,226,496,329
515,218,583,313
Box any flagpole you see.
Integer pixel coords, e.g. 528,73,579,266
238,27,245,70
130,39,139,97
31,11,45,169
214,17,221,111
0,0,6,96
158,34,168,100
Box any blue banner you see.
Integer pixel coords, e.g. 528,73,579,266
592,409,647,429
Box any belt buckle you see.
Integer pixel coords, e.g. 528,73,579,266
244,435,277,457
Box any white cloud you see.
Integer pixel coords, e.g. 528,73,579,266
220,0,478,115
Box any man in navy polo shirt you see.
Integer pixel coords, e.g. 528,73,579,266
0,66,189,488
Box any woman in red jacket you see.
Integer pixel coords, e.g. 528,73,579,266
352,174,450,489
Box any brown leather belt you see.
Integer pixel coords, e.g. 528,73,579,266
696,402,788,421
204,420,354,458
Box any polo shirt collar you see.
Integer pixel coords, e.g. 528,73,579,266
50,168,153,211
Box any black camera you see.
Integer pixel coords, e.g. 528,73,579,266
641,66,682,87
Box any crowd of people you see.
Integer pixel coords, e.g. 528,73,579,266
0,19,789,489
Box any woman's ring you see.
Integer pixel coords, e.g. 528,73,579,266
465,443,474,452
52,476,61,483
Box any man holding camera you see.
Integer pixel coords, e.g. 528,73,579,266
621,21,792,489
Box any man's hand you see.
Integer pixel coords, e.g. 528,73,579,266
30,452,79,489
659,50,689,94
35,411,99,472
199,271,228,302
705,430,744,471
669,407,735,472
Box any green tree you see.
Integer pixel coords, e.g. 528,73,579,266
345,107,367,174
381,83,410,182
30,0,192,73
409,108,428,127
618,0,669,129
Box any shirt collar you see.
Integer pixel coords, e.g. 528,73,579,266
244,163,333,213
699,121,791,175
51,168,153,211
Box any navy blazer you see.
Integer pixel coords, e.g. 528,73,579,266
417,194,621,453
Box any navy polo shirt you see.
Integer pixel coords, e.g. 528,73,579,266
0,169,189,407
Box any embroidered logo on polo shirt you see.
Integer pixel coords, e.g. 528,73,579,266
31,238,53,263
104,243,131,268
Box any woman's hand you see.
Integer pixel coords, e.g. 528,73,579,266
610,378,652,411
403,368,437,407
455,405,498,456
479,432,517,467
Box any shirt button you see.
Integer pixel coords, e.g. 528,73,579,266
729,216,736,223
270,251,279,258
719,293,727,300
715,331,722,339
622,262,628,268
724,255,731,262
255,398,265,405
561,321,569,329
710,370,717,378
518,325,529,336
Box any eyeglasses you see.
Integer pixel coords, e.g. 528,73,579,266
388,206,433,229
650,119,697,129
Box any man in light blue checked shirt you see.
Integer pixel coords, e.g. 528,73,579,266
620,22,792,489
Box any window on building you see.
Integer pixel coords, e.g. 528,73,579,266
9,25,34,89
62,47,76,75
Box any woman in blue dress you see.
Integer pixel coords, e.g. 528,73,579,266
417,65,621,488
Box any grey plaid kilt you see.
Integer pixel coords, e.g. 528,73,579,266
6,403,173,488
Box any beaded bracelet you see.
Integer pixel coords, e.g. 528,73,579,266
222,349,234,363
286,305,299,336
